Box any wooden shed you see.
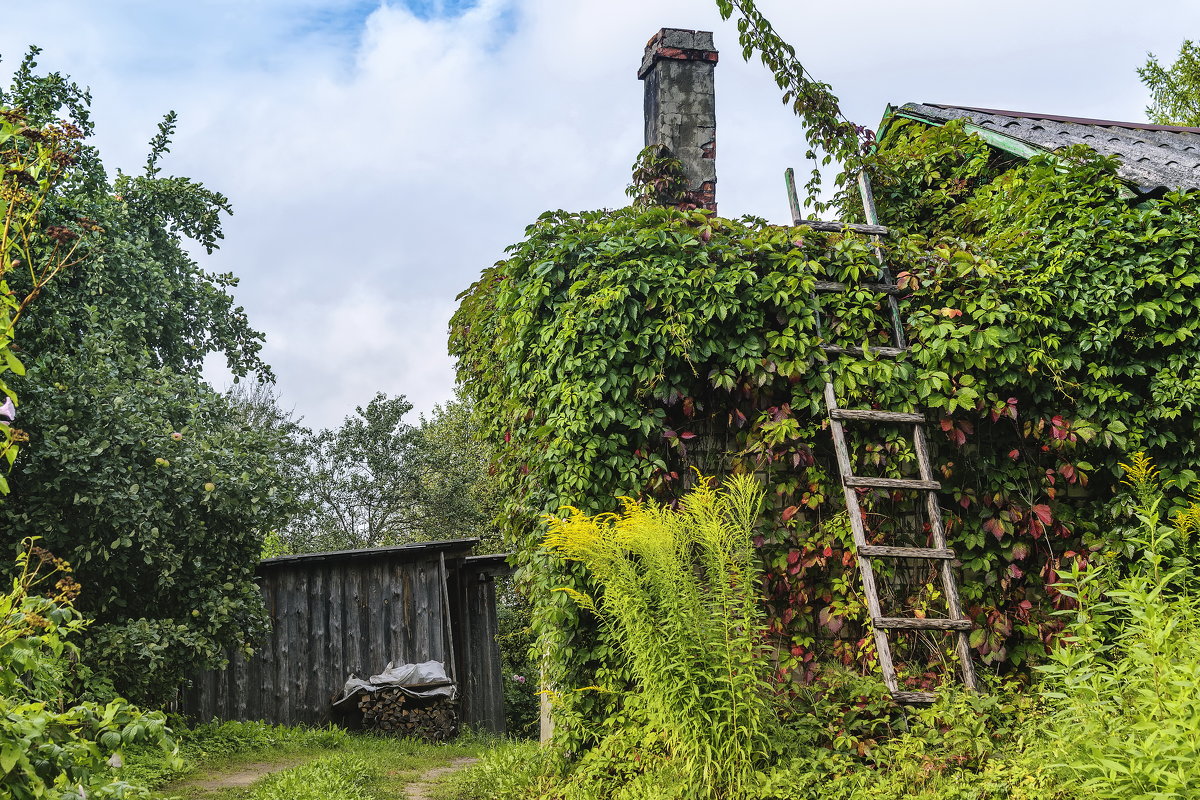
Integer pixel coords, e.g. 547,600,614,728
181,539,511,733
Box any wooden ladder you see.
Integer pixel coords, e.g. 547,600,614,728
785,168,977,703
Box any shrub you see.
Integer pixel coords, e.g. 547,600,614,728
0,540,176,800
1036,454,1200,797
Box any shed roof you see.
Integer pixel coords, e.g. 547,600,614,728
258,538,480,570
888,103,1200,193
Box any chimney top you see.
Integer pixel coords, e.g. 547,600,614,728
639,28,719,212
638,29,718,79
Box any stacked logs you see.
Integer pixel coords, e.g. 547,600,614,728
356,688,459,741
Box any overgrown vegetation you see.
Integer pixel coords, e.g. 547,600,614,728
1,540,176,799
118,721,492,800
0,104,84,492
449,9,1200,791
543,477,775,797
0,51,304,705
451,110,1200,748
451,457,1200,799
115,720,348,791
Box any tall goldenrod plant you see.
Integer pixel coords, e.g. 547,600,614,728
1038,452,1200,798
543,474,774,799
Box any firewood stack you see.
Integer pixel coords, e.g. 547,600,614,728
356,687,460,741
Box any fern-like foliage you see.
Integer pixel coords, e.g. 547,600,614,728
543,474,774,799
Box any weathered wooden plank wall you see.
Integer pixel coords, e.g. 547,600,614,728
181,541,509,733
452,555,508,732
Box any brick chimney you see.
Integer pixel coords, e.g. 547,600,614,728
638,28,718,213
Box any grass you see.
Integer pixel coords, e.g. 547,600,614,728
115,719,496,800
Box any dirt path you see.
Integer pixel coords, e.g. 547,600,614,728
402,756,478,800
170,755,312,794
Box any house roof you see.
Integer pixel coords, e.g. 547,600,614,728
889,103,1200,193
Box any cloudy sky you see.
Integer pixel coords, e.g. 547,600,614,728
1,0,1195,431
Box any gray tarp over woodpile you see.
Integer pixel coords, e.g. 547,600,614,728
333,660,457,708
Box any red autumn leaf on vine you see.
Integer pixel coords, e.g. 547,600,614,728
679,431,697,440
1007,563,1024,579
1032,504,1052,525
983,518,1006,540
1011,541,1031,560
1008,449,1021,460
662,429,677,439
503,430,511,444
1050,415,1070,440
818,606,845,635
786,550,800,565
939,307,963,318
782,506,799,522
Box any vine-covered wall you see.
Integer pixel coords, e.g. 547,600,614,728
450,119,1200,746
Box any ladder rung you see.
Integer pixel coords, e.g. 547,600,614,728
845,476,941,491
830,408,924,423
892,691,937,704
812,280,902,295
821,345,907,358
859,546,955,560
874,617,973,632
794,218,890,237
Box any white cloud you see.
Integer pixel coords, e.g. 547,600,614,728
4,0,1199,429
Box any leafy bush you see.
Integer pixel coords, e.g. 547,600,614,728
1034,454,1200,797
748,455,1200,799
0,540,176,800
495,583,539,737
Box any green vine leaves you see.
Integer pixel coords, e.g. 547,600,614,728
0,108,85,494
712,0,868,211
453,118,1200,712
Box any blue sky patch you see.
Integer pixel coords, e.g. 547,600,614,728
400,0,480,20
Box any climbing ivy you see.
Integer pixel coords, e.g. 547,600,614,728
452,117,1200,748
712,0,868,210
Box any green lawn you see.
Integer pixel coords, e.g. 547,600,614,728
116,720,496,800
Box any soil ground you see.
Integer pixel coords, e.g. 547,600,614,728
402,756,478,800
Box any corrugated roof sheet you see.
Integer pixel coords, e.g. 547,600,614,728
896,103,1200,192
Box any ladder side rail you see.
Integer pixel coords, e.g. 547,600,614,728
824,384,900,693
913,422,979,690
857,171,907,350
